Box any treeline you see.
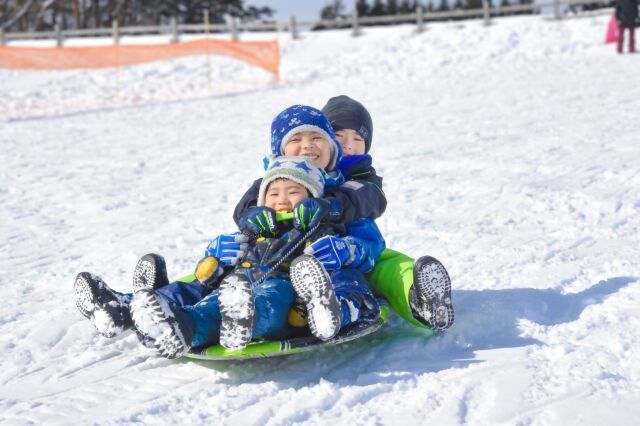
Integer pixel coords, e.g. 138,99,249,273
319,0,614,22
0,0,273,32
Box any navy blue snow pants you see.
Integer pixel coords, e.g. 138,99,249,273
174,269,379,348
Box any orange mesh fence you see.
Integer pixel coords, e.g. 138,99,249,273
0,38,279,79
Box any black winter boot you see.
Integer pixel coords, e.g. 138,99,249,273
129,289,193,359
410,256,454,331
132,253,170,293
74,272,132,338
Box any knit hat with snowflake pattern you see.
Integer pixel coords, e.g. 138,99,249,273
270,105,343,171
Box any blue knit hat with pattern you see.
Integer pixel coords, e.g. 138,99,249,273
270,105,343,171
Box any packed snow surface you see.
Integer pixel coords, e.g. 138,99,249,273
1,12,639,425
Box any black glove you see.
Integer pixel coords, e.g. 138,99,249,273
293,198,342,231
238,206,278,237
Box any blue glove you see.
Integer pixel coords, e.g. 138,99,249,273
293,198,341,231
304,235,354,269
239,207,278,237
204,233,249,266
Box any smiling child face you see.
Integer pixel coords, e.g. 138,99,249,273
264,179,309,212
282,131,332,170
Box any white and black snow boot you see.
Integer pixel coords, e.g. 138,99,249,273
130,289,192,359
74,272,132,338
290,254,342,341
218,272,255,350
411,256,454,331
132,253,170,293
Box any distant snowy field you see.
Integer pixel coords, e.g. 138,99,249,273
1,12,639,425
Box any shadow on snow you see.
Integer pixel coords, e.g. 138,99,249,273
185,276,637,388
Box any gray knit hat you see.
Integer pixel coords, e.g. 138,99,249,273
257,157,326,206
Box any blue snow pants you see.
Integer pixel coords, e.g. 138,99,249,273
330,269,380,327
179,277,296,348
179,270,379,348
117,281,210,332
117,269,378,344
118,281,209,310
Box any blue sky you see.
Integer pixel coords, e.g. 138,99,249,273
248,1,341,22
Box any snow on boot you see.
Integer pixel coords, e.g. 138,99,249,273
135,329,156,349
74,272,132,338
130,289,191,359
290,254,342,341
411,256,454,331
132,253,170,293
218,273,255,350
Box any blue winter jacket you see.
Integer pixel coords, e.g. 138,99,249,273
342,219,386,272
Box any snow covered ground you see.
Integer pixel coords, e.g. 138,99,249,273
1,12,639,425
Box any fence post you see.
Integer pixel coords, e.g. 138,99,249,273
170,17,179,43
416,6,424,33
230,17,239,41
112,19,120,98
55,24,63,47
204,10,211,92
352,11,360,37
483,0,491,26
290,16,298,40
112,19,120,44
554,0,561,19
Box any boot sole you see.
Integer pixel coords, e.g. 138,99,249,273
414,256,454,330
218,273,255,350
132,253,169,293
290,255,342,341
74,272,120,338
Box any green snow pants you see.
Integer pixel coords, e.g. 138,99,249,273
367,248,433,331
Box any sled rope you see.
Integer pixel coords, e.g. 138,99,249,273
253,222,321,286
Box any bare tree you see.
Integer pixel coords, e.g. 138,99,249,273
1,0,35,30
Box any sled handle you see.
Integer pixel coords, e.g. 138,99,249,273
275,211,294,222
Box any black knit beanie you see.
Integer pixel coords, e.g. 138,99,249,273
321,95,373,153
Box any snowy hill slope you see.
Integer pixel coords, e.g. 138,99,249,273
1,13,639,425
